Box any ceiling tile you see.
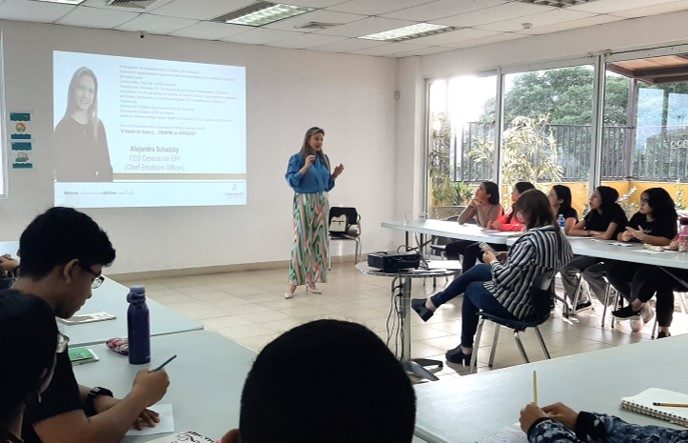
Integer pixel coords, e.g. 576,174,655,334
309,37,389,52
382,0,512,21
219,28,303,45
407,27,497,46
517,13,625,35
309,16,415,37
442,32,527,49
115,12,198,33
0,0,73,22
350,41,424,56
80,0,175,11
56,5,140,28
568,0,680,14
279,0,350,6
611,1,688,18
263,9,365,31
434,2,556,28
268,32,347,49
327,0,431,16
392,45,456,57
150,0,254,20
169,21,249,40
476,8,596,33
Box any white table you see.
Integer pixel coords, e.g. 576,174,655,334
382,220,519,245
73,330,256,442
414,334,688,443
383,219,688,270
0,240,19,255
60,277,203,347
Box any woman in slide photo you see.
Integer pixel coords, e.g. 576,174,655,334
284,127,344,299
54,67,113,182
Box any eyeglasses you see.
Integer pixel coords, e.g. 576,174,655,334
78,262,105,289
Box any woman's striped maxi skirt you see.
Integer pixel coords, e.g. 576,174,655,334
288,192,329,285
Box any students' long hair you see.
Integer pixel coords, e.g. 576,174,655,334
518,189,557,230
63,67,100,138
298,127,330,171
482,181,500,205
596,186,619,214
553,185,576,218
643,187,677,222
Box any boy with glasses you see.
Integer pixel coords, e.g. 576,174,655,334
5,207,169,443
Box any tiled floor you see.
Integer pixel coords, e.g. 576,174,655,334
115,263,687,381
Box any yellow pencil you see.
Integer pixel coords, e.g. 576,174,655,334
653,402,688,407
533,370,538,406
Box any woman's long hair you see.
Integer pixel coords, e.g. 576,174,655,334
63,67,100,138
552,185,576,218
518,189,557,230
643,187,677,222
298,127,329,171
482,181,500,205
596,186,619,214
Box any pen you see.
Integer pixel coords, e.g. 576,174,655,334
153,354,177,371
653,402,688,408
532,370,538,406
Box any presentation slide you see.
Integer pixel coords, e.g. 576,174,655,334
52,50,246,208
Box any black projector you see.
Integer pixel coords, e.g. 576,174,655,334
368,251,420,272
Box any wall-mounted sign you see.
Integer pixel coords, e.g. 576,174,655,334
9,111,33,169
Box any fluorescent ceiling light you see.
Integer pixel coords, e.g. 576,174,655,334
213,1,314,27
359,23,457,42
515,0,599,7
34,0,84,4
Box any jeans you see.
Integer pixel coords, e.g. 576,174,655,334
430,264,518,348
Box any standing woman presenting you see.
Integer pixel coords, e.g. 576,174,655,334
284,127,344,299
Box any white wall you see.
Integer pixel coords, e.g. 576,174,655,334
0,20,398,274
395,9,688,214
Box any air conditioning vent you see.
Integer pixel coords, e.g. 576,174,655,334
106,0,160,9
297,22,340,30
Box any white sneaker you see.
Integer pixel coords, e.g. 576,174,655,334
630,318,644,332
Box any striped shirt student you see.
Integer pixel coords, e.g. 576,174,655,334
411,189,574,366
486,225,574,319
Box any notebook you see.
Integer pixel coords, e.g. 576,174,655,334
146,430,215,443
57,311,116,325
621,388,688,427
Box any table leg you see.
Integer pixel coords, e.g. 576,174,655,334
399,277,441,381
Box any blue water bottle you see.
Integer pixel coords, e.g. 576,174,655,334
557,214,565,231
127,285,150,364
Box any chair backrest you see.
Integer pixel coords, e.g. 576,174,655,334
329,207,359,226
530,270,556,323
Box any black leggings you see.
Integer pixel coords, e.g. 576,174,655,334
607,262,688,327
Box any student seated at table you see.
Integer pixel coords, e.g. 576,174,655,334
9,207,170,443
606,188,677,332
219,319,416,443
445,181,502,264
0,254,19,290
0,292,58,443
459,181,535,273
519,401,688,442
548,185,577,235
560,186,628,311
411,189,573,365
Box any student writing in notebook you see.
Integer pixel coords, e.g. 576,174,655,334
519,401,688,442
9,207,170,443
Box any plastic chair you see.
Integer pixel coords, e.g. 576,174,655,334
469,270,555,373
328,207,361,269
